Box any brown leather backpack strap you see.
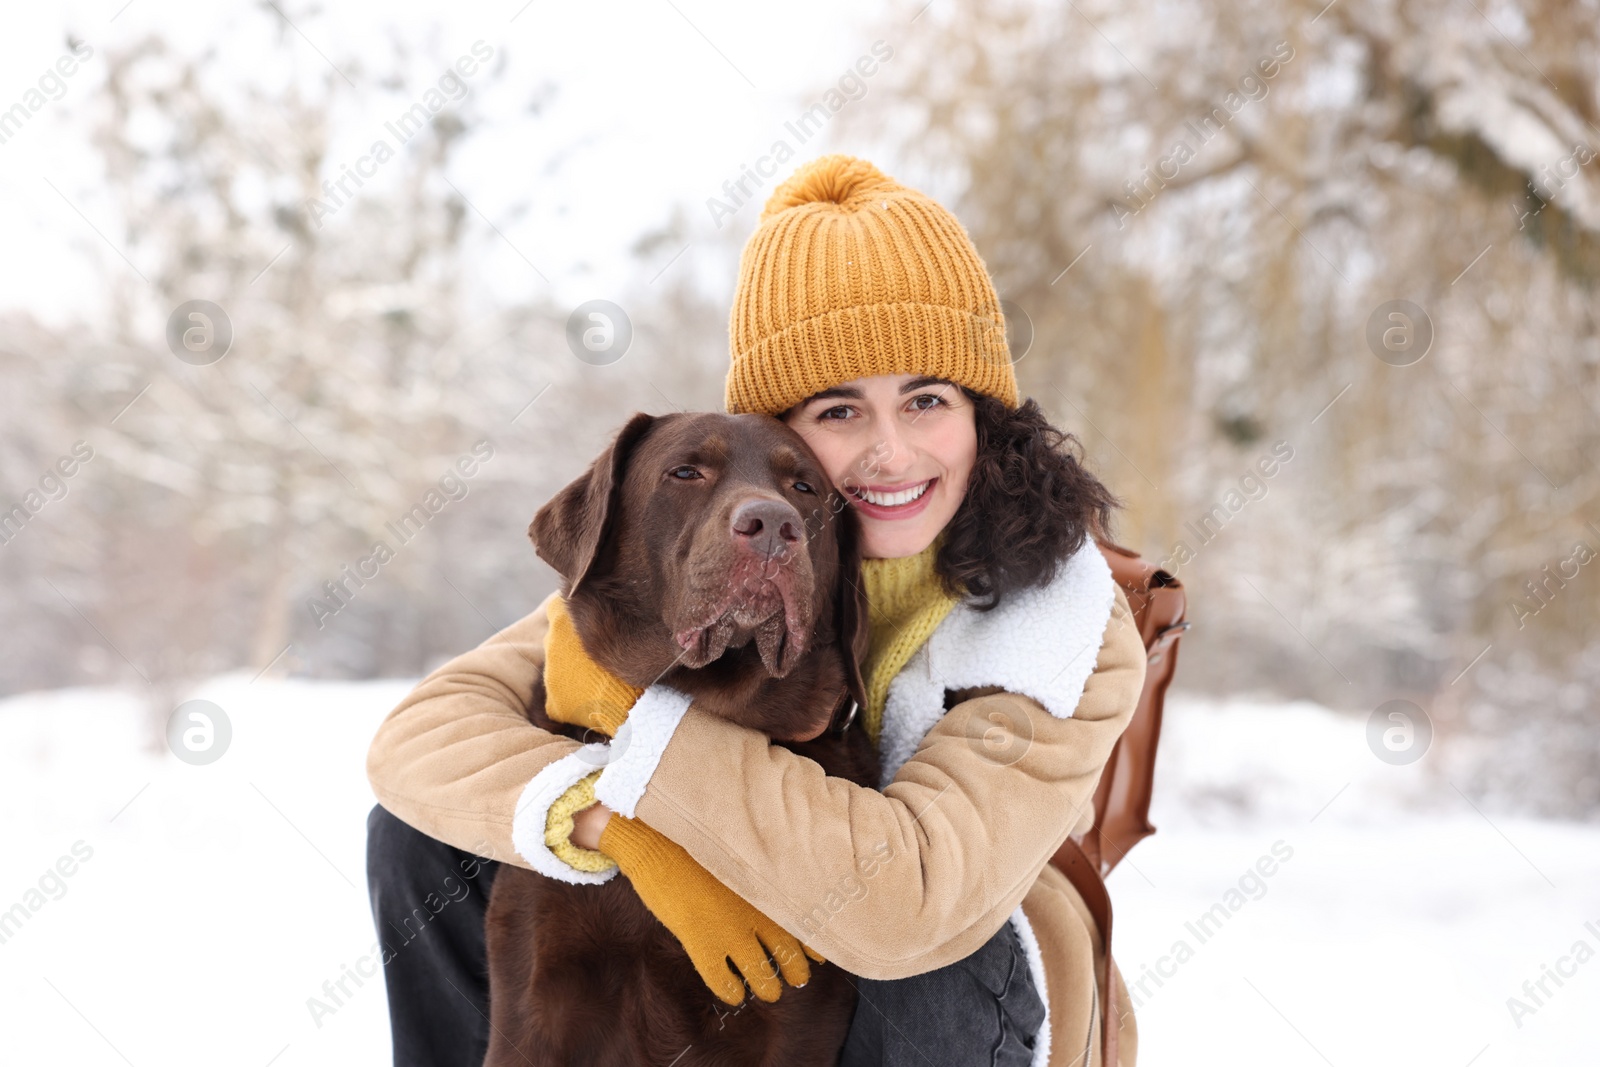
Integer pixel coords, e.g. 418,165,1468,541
1087,540,1188,876
1045,539,1190,1064
1050,835,1118,1066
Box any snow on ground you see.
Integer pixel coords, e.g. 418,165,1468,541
1,680,1596,1065
1109,694,1600,1067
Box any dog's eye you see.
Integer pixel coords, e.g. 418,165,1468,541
792,480,815,494
668,466,703,481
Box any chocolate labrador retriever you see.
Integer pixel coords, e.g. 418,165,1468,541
482,411,880,1067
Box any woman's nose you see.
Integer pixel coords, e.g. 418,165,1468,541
860,436,911,482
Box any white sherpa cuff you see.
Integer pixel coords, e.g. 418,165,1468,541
510,742,620,885
592,684,694,818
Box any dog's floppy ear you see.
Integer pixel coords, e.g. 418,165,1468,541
529,411,659,596
833,501,870,712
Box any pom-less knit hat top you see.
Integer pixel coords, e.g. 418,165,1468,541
725,154,1019,417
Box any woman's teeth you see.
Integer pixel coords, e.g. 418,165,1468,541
855,479,931,507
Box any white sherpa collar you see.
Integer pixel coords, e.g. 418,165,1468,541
875,537,1117,787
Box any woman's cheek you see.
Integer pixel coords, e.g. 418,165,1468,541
803,429,872,489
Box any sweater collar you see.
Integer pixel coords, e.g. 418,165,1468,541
859,529,954,630
857,529,963,744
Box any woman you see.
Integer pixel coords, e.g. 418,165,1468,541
365,154,1146,1067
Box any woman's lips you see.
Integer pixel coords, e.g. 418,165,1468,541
846,477,938,521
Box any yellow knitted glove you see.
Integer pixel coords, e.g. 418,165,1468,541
544,769,617,874
542,594,641,737
598,813,824,1006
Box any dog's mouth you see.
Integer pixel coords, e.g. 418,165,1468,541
673,560,810,676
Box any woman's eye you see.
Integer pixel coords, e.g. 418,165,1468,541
669,466,702,480
910,392,946,411
818,405,852,421
793,480,815,494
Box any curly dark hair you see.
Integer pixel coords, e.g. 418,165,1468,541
936,387,1121,612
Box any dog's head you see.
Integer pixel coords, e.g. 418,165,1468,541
530,412,868,738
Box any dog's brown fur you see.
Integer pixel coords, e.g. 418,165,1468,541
482,412,880,1067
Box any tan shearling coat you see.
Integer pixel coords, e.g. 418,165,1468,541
367,538,1146,1067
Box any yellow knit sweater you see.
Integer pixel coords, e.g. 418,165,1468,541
543,532,962,872
857,530,962,745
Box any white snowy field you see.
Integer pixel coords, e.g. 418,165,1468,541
1,678,1596,1066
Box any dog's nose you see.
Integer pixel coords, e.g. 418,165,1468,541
730,499,803,558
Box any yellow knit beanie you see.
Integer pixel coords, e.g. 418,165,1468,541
725,154,1019,417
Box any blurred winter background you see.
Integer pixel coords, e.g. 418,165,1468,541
2,0,1597,1063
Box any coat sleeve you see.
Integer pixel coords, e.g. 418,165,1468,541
364,590,623,885
593,584,1148,980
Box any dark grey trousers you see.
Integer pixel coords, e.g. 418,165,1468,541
838,917,1046,1066
366,804,1045,1066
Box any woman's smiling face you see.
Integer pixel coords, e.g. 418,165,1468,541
780,373,977,560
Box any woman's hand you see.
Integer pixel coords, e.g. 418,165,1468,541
598,812,824,1005
570,798,612,850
